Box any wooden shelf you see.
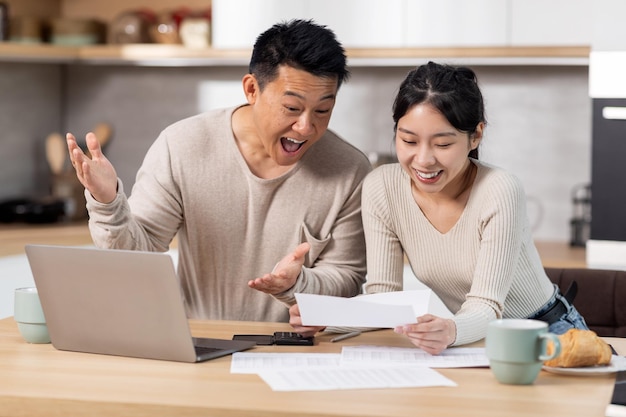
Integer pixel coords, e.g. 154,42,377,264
0,43,591,67
345,46,590,67
78,44,252,66
0,43,78,63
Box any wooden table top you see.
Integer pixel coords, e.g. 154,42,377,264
534,240,587,269
0,317,621,417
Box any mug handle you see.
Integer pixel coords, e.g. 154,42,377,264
538,333,561,361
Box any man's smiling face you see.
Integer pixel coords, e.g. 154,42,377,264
250,65,338,166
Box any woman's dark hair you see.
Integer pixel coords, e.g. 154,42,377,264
392,61,486,159
249,19,350,90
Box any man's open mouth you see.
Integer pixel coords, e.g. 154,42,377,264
281,137,306,153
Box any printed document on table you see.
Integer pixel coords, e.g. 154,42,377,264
340,346,490,368
295,290,453,327
229,350,468,391
230,352,341,373
257,366,457,391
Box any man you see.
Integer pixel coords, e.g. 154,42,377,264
66,19,371,323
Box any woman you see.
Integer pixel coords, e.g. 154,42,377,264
290,61,588,354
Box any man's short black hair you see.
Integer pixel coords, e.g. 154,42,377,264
249,19,350,90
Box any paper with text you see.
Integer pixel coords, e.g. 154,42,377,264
295,290,453,327
230,352,341,373
340,346,489,368
257,366,457,391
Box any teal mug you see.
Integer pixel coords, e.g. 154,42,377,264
13,287,51,344
486,319,561,385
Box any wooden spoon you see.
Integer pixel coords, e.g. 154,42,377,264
45,132,67,175
92,122,112,148
84,123,113,159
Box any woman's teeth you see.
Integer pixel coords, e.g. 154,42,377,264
417,170,440,179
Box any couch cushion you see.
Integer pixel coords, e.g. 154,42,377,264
545,267,626,338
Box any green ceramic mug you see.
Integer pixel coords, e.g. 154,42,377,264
486,319,561,385
13,287,51,344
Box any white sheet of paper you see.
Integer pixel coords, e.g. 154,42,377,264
295,290,453,327
340,346,490,368
230,352,341,373
257,366,457,391
361,290,454,318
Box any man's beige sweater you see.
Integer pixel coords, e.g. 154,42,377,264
85,106,372,322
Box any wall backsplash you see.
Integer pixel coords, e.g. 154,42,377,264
0,63,63,198
0,63,590,241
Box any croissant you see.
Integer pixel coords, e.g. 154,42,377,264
544,329,612,368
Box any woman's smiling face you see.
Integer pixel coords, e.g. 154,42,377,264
395,103,482,196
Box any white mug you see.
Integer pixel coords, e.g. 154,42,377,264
14,287,51,344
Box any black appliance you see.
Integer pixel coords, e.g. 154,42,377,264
590,98,626,241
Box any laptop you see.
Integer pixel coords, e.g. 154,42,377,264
24,244,256,363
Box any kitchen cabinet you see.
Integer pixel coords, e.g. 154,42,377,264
306,0,406,48
510,0,593,46
589,96,626,242
1,0,591,66
211,0,308,49
211,0,407,49
590,0,626,51
211,0,590,51
404,0,507,48
587,47,626,262
586,0,626,266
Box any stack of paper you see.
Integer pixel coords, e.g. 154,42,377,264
231,346,489,391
